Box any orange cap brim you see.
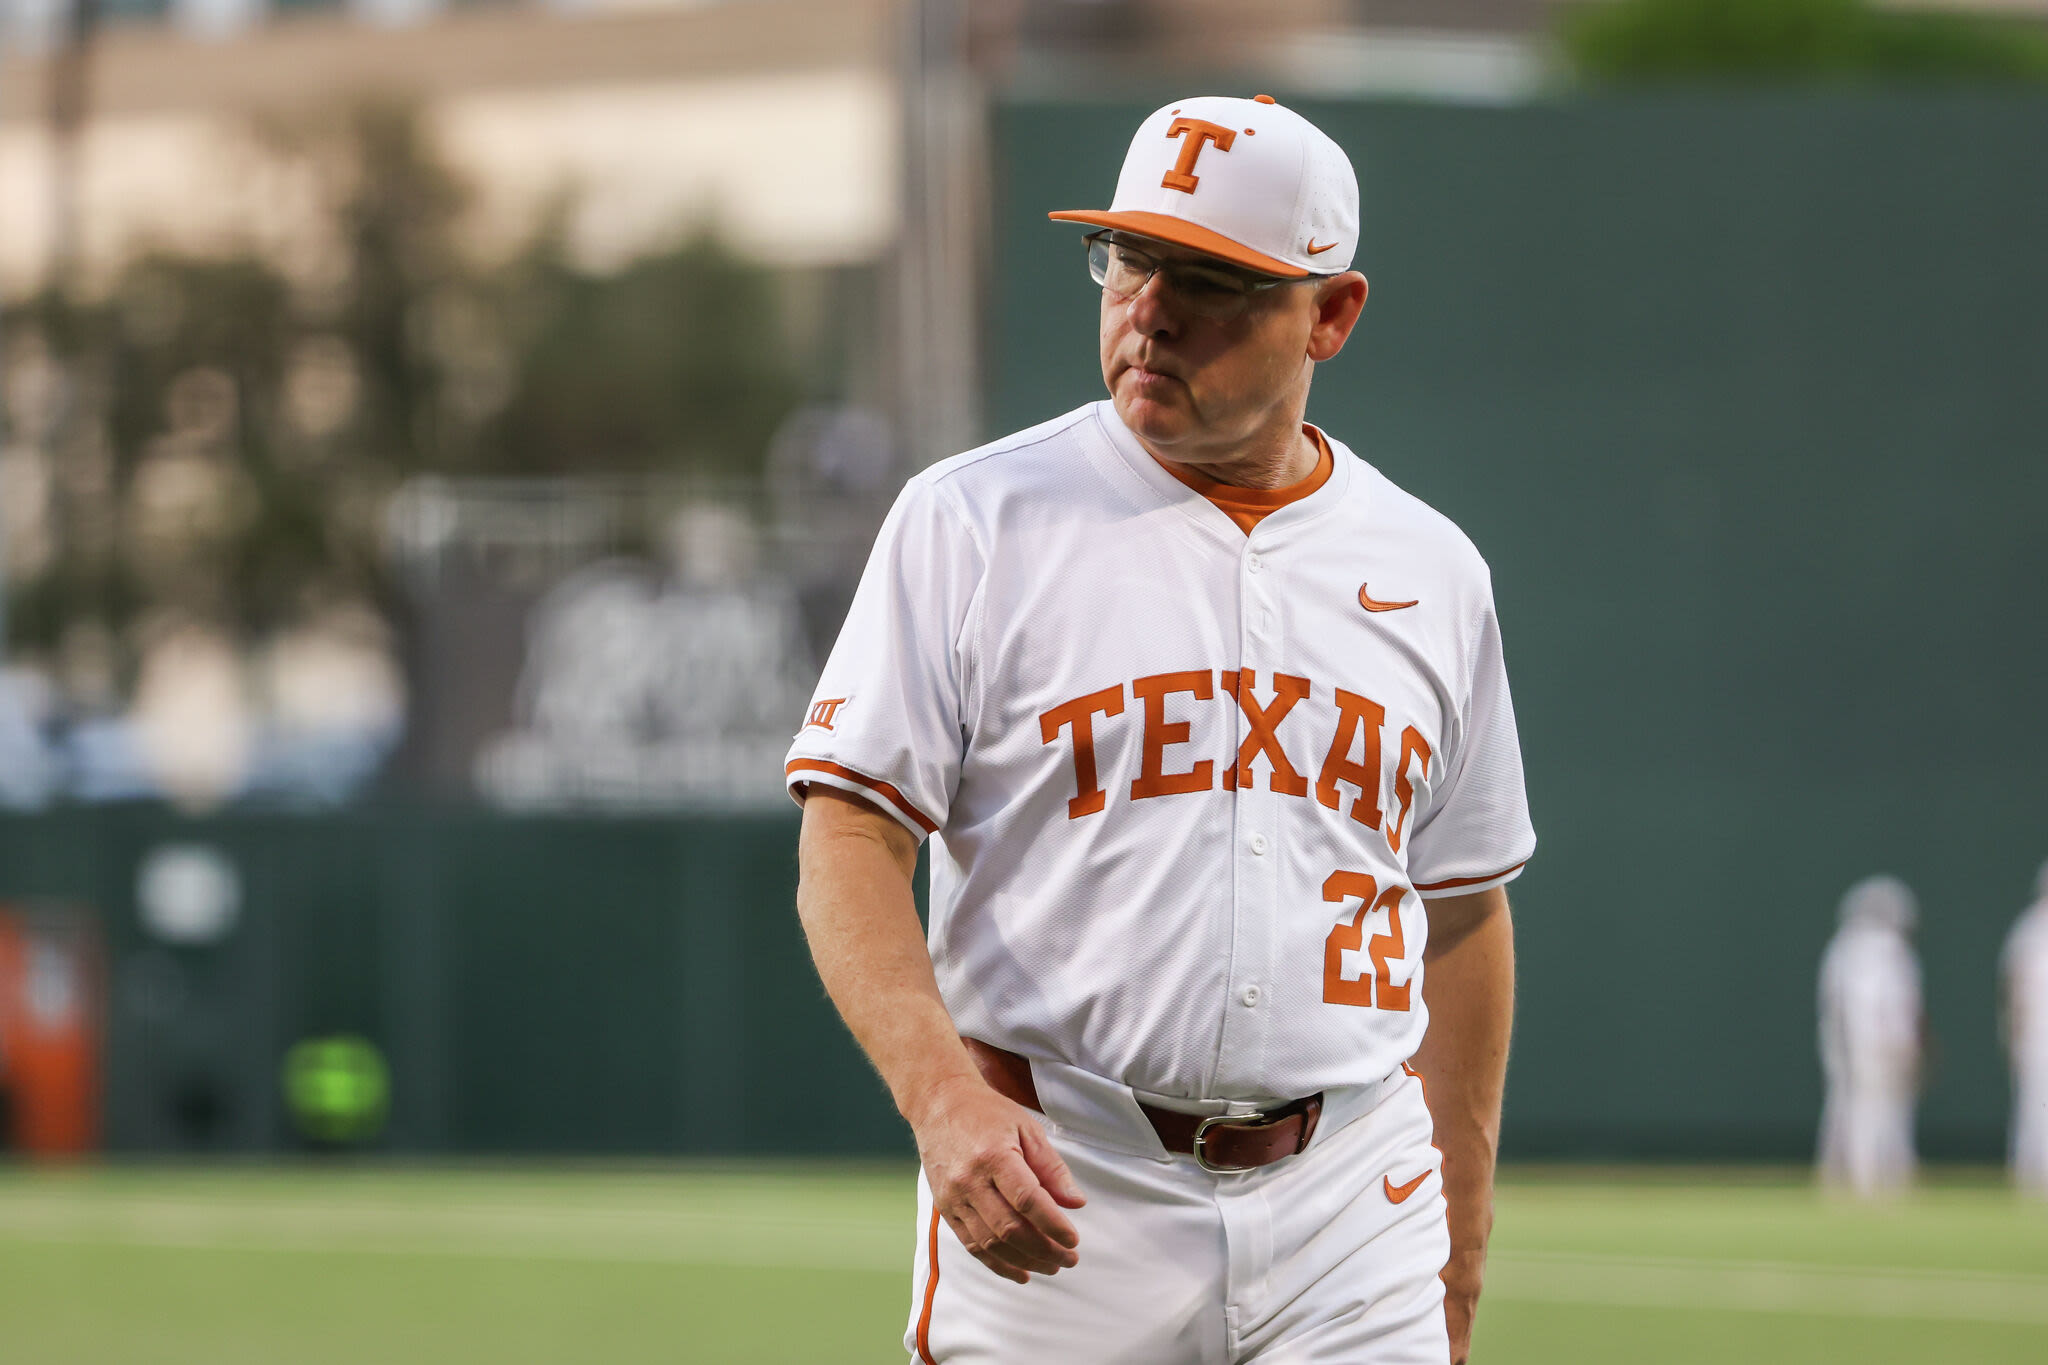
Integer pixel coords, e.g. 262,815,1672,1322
1047,210,1309,279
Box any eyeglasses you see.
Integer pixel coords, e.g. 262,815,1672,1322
1085,231,1304,321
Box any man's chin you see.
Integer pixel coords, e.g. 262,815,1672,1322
1111,388,1192,446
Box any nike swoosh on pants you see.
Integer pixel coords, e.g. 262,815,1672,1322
1383,1170,1429,1204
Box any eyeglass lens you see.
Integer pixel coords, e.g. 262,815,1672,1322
1087,236,1258,319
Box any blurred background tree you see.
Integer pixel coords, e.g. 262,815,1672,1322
1,98,811,732
482,231,803,478
1562,0,2048,82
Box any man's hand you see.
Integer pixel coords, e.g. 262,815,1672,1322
909,1072,1086,1284
1441,1247,1486,1364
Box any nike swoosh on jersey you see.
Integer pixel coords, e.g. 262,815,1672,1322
1384,1170,1430,1204
1359,584,1419,613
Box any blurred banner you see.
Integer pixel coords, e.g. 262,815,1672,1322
384,405,896,809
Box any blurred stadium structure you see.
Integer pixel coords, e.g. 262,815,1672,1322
0,0,2045,1164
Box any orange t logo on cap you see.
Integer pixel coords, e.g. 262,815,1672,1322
1161,117,1237,194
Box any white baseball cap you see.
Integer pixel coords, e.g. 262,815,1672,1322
1050,94,1360,279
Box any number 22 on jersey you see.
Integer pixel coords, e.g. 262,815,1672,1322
1322,870,1412,1010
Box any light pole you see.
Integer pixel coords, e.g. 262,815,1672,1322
47,0,98,297
895,0,985,475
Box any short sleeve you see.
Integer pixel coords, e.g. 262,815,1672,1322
1407,596,1536,899
784,477,982,840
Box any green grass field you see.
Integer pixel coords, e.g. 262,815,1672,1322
2,1164,2045,1363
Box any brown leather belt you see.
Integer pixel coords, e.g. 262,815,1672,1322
964,1038,1322,1174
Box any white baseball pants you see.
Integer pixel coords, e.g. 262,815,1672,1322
1816,1077,1916,1197
904,1063,1450,1364
2014,1062,2048,1197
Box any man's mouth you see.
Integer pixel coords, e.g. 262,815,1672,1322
1126,362,1181,387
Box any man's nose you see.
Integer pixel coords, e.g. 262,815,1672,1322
1125,272,1185,337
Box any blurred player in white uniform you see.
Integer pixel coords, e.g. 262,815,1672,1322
1816,875,1922,1196
790,96,1532,1363
2001,860,2048,1196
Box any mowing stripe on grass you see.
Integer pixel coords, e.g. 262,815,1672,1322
6,1191,2048,1327
1488,1251,2048,1326
0,1194,909,1272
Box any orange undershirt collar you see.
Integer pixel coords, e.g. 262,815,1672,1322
1158,425,1335,536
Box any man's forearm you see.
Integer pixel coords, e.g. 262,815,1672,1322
795,788,981,1126
796,788,1087,1284
1411,888,1515,1358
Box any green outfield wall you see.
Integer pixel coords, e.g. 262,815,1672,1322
0,807,906,1157
991,92,2048,1160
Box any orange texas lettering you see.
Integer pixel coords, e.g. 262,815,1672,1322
1038,670,1433,847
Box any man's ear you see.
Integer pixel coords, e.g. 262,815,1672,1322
1307,273,1368,363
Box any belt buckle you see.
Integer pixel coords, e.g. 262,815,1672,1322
1191,1110,1272,1174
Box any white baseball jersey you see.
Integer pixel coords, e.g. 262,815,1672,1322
1818,922,1922,1088
786,400,1534,1104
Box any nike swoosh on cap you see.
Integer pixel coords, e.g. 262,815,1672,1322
1307,239,1338,255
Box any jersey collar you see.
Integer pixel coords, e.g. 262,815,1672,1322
1090,399,1354,544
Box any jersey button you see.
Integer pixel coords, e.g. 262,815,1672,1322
1249,834,1268,856
1241,985,1261,1006
1246,554,1264,573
